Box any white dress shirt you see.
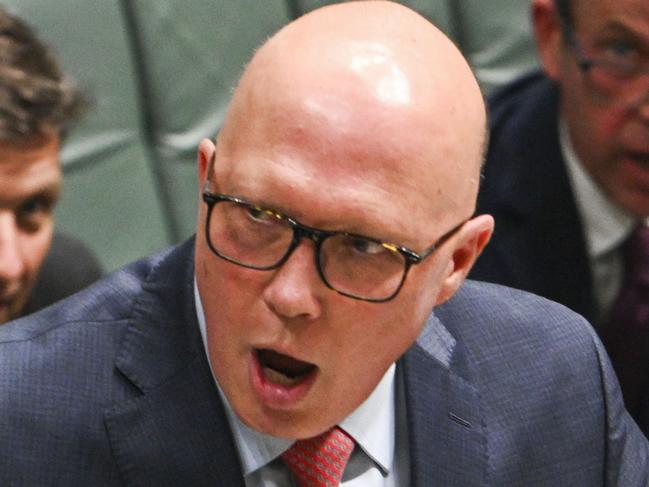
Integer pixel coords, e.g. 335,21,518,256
560,120,639,325
194,281,410,486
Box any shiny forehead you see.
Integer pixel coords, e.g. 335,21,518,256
214,1,485,234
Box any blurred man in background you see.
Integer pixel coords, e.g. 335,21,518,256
472,0,649,432
0,7,101,324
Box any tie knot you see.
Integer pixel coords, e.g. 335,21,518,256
281,426,355,487
624,224,649,285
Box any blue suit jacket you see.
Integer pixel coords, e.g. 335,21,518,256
0,239,647,486
470,71,596,323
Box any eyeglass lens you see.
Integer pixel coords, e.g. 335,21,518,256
207,199,408,300
574,36,649,105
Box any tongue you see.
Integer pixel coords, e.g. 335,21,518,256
258,349,315,379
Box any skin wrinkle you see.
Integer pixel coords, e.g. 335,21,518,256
195,0,492,439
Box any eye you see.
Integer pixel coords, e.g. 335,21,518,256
246,206,283,224
604,40,637,59
598,38,641,74
606,40,634,56
16,195,55,232
347,236,389,255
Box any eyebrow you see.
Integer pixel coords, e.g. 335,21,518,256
0,181,62,209
212,188,411,249
597,19,649,47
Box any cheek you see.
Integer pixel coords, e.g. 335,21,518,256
197,257,255,385
573,105,635,199
198,253,261,314
23,222,54,277
405,259,447,314
353,284,435,366
374,311,424,358
368,262,449,355
586,107,627,149
564,81,628,158
196,247,272,345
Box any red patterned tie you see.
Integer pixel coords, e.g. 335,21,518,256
281,427,355,487
602,224,649,418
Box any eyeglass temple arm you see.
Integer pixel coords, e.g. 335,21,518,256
556,13,593,72
409,219,467,263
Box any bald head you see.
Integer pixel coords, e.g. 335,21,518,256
214,0,485,231
197,2,492,439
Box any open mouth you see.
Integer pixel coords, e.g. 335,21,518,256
625,151,649,166
256,349,317,387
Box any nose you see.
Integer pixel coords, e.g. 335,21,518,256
0,213,25,289
262,239,323,321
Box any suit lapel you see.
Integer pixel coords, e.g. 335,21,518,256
105,240,245,486
401,313,487,486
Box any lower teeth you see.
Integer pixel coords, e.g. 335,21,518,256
263,367,303,386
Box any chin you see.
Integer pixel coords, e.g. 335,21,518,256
242,406,329,440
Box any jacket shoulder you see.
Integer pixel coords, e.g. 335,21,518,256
0,244,177,344
0,242,194,483
434,281,649,485
438,279,596,356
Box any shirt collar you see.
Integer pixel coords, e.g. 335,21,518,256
559,118,637,257
194,279,395,477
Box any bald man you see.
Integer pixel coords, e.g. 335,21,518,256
0,2,646,485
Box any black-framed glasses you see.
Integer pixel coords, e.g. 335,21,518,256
561,18,649,100
201,188,465,302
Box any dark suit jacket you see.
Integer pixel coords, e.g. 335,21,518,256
21,232,103,317
470,71,649,433
470,71,596,323
0,239,647,486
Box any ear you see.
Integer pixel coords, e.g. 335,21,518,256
531,0,564,81
197,138,217,190
434,214,494,306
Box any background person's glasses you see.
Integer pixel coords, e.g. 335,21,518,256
201,189,465,302
563,24,649,105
